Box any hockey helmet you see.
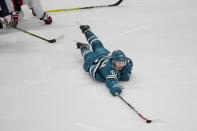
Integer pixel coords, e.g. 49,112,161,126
111,50,126,61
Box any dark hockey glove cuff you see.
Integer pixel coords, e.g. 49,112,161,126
109,84,123,96
122,59,133,74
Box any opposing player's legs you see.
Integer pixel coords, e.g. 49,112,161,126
79,25,110,57
27,2,36,16
27,0,52,24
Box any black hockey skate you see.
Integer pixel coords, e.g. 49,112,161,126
80,25,90,34
76,42,90,50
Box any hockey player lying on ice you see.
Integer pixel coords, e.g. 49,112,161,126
76,25,133,96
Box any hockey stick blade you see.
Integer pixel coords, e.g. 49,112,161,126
117,94,152,123
109,0,124,6
9,25,61,44
45,0,124,13
47,39,56,43
48,34,65,43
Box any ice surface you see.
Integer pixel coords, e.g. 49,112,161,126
0,0,197,131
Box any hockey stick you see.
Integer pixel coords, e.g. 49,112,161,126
9,25,57,43
45,0,123,13
116,94,152,123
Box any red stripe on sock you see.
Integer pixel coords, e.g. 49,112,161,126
18,0,23,6
11,0,16,9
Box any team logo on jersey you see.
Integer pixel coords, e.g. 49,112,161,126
110,70,117,76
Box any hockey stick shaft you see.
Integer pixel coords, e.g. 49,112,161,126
45,0,123,13
9,25,56,43
117,94,152,123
